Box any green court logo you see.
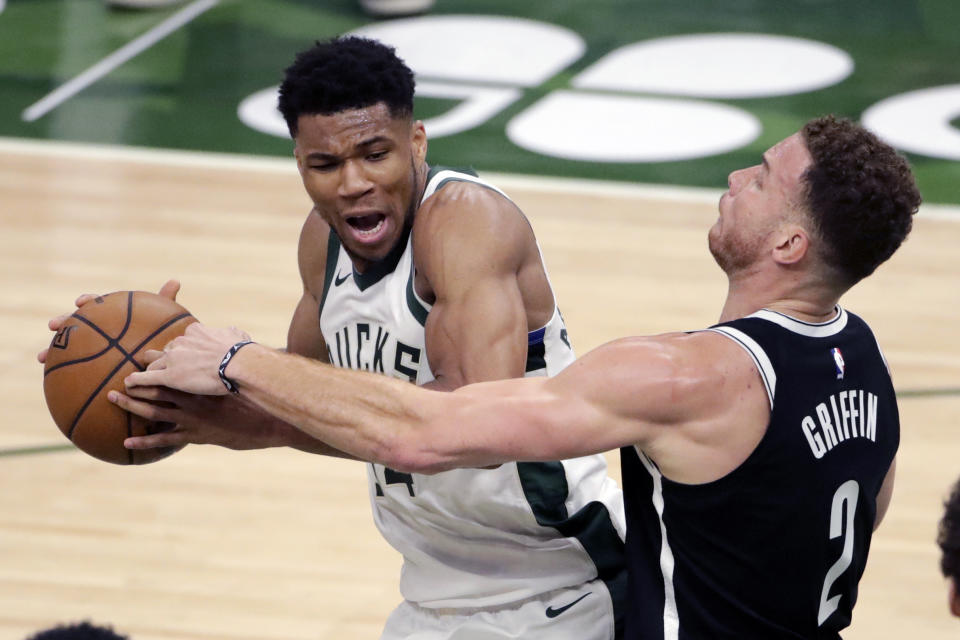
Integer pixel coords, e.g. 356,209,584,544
238,15,960,163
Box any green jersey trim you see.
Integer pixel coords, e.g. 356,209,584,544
517,461,627,637
318,229,341,314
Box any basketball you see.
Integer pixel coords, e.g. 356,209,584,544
42,291,197,465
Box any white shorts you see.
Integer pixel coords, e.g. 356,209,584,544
379,578,616,640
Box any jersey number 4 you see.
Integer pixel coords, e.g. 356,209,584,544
372,464,416,497
818,479,859,626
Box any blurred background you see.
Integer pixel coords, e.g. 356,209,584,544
1,0,958,201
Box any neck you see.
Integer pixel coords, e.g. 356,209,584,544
718,268,841,324
413,161,429,209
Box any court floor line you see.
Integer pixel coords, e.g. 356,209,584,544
21,0,219,123
0,443,75,458
0,136,957,217
896,387,960,398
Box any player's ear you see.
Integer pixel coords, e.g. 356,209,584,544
950,578,960,617
771,223,809,266
411,120,427,163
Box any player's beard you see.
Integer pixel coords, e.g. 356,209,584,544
708,223,766,276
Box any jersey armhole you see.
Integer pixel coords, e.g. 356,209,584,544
317,231,341,314
702,327,776,409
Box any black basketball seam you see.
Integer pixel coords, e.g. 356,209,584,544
128,312,193,362
65,353,133,440
43,344,115,377
63,312,193,442
70,314,132,362
65,291,137,358
121,291,135,337
73,291,135,343
72,313,118,344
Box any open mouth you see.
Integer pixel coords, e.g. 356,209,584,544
346,213,386,238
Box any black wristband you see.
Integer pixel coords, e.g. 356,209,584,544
218,340,254,394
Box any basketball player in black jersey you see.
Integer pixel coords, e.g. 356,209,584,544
124,115,921,638
939,476,960,618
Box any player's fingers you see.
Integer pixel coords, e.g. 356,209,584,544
145,359,167,372
37,348,49,364
125,370,165,388
158,279,181,301
162,335,185,351
124,432,188,450
107,390,176,423
141,349,165,366
74,293,99,307
125,385,185,405
47,313,72,331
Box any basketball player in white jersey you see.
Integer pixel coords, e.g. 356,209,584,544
124,116,920,639
48,36,627,639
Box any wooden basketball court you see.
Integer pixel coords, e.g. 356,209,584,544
1,139,957,639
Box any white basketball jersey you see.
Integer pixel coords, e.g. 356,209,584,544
318,167,626,609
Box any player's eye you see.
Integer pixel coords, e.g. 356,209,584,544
368,150,388,161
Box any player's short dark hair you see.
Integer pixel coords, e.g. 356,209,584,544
25,621,129,640
278,36,416,137
800,115,921,285
939,476,960,582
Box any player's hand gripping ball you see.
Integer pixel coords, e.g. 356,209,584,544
42,291,197,465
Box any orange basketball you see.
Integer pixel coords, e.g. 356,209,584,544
42,291,197,465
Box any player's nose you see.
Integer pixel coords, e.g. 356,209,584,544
727,166,752,194
338,160,373,198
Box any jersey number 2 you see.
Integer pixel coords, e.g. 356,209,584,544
817,479,859,626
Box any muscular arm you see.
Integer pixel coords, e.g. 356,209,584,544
280,211,358,459
413,182,538,391
133,328,763,479
276,286,358,459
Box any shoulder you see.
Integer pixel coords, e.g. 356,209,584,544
412,179,535,282
571,332,763,417
587,331,754,374
414,179,531,250
591,331,749,373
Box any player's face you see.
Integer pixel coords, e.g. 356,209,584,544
294,103,427,272
709,132,812,273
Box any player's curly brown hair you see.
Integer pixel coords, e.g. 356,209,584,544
26,621,128,640
800,115,921,285
939,477,960,582
278,36,416,138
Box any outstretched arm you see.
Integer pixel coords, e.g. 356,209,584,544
125,327,762,476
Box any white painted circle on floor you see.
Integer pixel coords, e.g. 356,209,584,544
862,85,960,161
507,91,761,162
350,15,585,86
237,86,287,138
574,33,854,98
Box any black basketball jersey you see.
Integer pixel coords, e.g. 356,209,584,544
621,307,899,639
